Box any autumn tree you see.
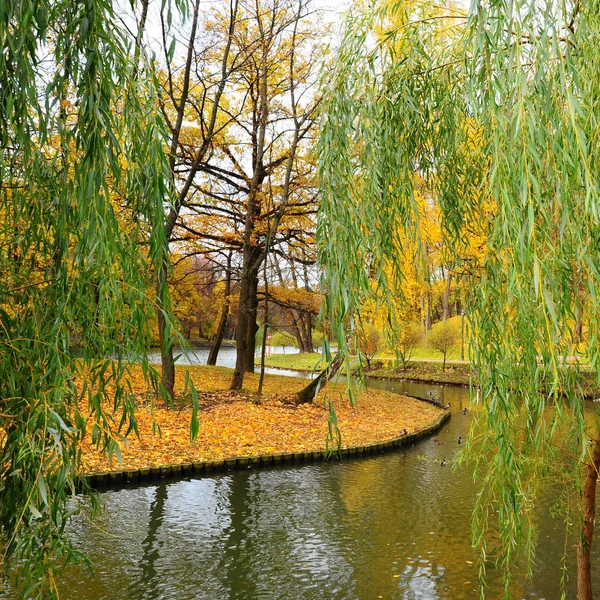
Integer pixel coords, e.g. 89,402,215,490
357,323,381,370
154,0,243,399
396,322,421,370
167,0,323,389
426,319,459,372
169,254,221,340
268,251,320,352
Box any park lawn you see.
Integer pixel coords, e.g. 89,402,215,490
255,352,326,371
378,346,464,362
79,364,443,474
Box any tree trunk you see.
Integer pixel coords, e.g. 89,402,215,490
299,312,313,352
232,245,262,389
577,438,600,600
207,254,232,366
243,270,259,373
156,0,202,401
231,271,252,390
207,307,229,365
295,353,342,404
289,310,307,351
304,312,313,351
157,262,175,402
291,319,304,352
258,259,269,397
302,261,314,351
443,270,452,321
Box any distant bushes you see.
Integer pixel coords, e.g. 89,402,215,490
426,319,461,371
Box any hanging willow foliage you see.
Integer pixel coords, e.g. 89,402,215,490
0,1,185,596
318,0,600,597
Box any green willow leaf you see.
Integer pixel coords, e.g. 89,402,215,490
318,0,600,597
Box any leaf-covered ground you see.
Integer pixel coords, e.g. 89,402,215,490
80,365,443,474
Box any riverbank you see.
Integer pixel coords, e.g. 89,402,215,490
366,361,600,398
80,365,446,477
366,362,473,386
258,352,474,385
259,353,600,397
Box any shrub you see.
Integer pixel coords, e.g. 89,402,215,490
427,319,460,372
358,323,381,369
396,322,422,370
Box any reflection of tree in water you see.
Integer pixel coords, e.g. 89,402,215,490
218,471,258,600
132,482,168,600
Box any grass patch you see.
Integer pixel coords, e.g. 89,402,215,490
379,346,464,362
255,352,327,371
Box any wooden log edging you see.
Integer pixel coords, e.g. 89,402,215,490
80,409,450,491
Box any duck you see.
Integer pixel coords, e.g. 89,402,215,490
457,436,463,444
463,408,468,415
440,459,448,466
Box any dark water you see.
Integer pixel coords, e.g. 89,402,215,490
43,379,597,600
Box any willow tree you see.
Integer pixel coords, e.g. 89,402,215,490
0,1,182,597
319,0,600,598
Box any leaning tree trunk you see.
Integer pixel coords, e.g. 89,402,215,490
207,295,230,366
295,353,342,404
577,438,600,600
290,314,305,351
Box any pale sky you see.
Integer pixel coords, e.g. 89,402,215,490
115,0,353,63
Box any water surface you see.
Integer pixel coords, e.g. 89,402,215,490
48,379,597,600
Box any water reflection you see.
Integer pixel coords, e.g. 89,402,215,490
5,380,598,599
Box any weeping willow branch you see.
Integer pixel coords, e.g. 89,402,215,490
318,0,600,597
0,1,182,596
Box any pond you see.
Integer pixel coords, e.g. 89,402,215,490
41,376,598,599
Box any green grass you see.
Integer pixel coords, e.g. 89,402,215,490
379,345,464,362
255,352,327,371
